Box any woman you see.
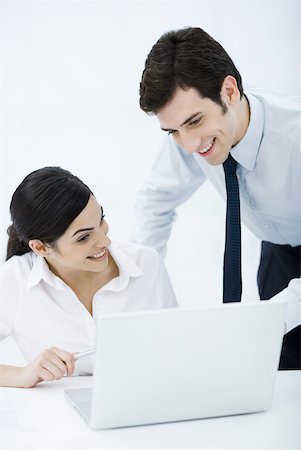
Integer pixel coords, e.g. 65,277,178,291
0,167,177,388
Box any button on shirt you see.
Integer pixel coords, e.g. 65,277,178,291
0,242,177,375
133,90,301,333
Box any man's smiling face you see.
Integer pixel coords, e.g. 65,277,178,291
157,77,246,166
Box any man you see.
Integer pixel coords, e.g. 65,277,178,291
133,27,301,370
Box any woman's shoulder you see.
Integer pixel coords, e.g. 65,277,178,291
113,241,162,267
0,252,37,279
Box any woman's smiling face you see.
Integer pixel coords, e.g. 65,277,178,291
43,195,112,276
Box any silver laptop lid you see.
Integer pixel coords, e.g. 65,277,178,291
90,302,286,429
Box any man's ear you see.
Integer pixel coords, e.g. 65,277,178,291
28,239,52,256
220,75,240,106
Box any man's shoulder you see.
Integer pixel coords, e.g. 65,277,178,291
248,87,301,112
247,86,301,142
246,85,301,104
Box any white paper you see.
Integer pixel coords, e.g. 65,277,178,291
0,399,36,432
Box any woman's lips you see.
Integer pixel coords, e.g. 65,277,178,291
87,248,107,262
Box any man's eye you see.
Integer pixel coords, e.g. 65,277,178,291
78,234,89,243
189,117,201,126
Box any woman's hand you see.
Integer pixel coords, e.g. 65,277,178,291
19,347,75,388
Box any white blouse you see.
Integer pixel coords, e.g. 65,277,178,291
0,242,177,375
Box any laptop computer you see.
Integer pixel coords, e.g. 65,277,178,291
65,301,286,429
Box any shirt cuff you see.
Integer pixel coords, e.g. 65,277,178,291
270,278,301,333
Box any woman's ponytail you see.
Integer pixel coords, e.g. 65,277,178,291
6,225,30,261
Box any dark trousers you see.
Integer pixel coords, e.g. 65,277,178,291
257,241,301,370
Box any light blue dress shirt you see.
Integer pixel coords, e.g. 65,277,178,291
133,90,301,332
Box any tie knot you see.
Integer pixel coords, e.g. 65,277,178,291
223,153,237,175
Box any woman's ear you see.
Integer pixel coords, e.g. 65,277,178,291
28,239,52,256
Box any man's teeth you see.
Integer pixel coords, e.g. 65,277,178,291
90,250,106,259
198,139,215,154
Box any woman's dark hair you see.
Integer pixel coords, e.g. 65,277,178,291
6,167,93,260
140,27,243,114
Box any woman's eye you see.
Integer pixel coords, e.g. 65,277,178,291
78,234,89,243
168,130,177,135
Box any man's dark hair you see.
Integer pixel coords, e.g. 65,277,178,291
140,27,243,114
6,167,93,260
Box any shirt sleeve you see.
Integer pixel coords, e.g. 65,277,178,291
270,277,301,333
157,257,178,309
132,136,206,257
0,258,22,340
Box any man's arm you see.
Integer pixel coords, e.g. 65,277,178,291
133,137,206,257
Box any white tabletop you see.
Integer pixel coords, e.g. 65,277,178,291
1,371,300,450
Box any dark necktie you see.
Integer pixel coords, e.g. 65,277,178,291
223,153,242,303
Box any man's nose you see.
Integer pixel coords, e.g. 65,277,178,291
174,133,200,154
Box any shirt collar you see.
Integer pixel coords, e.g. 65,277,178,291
27,253,65,290
27,243,144,292
101,243,144,292
230,92,264,171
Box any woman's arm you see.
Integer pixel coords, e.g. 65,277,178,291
0,346,75,388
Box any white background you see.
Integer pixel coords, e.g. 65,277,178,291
0,0,300,361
